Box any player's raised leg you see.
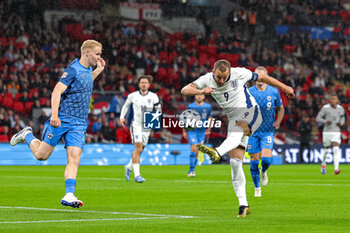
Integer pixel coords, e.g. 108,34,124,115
11,122,56,161
197,121,250,163
10,126,33,146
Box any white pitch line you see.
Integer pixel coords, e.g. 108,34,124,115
0,217,169,224
0,176,124,181
2,175,350,187
0,175,229,183
0,206,196,219
269,182,350,187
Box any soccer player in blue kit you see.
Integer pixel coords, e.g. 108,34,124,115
10,40,105,208
182,94,212,177
247,66,284,197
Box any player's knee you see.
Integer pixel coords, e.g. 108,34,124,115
35,151,50,161
67,154,81,165
135,148,143,154
69,157,81,166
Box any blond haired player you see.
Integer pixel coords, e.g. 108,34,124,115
11,40,105,208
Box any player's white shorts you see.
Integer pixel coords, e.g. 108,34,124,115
130,124,151,146
228,105,262,148
322,132,341,147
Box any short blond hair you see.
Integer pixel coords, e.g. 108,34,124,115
80,40,102,54
255,66,267,74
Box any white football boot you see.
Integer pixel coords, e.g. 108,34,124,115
254,187,261,197
261,171,268,186
60,192,83,208
10,126,33,146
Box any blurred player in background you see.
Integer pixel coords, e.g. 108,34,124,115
316,94,345,175
120,75,161,183
298,114,313,163
10,40,105,208
182,94,212,177
247,66,284,197
181,59,294,218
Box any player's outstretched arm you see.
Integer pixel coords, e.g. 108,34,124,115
258,74,295,98
51,82,68,128
92,58,106,80
181,84,212,96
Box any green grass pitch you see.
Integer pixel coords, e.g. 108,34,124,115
0,165,349,232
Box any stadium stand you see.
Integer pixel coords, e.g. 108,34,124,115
0,0,349,145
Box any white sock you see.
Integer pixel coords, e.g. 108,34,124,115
133,163,140,177
333,146,340,170
216,126,244,156
322,148,330,166
126,158,133,170
230,158,248,207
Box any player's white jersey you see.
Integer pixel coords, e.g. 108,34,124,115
120,91,161,127
193,67,259,119
316,104,345,133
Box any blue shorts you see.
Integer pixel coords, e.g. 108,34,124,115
247,133,274,154
187,130,206,145
42,119,87,150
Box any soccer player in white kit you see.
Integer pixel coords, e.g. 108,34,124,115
181,60,295,217
120,75,161,183
316,94,345,175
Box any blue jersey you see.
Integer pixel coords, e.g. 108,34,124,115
248,85,282,135
58,58,93,125
187,101,212,131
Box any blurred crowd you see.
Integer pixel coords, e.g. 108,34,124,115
0,0,349,144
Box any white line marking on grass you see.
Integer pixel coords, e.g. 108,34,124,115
3,175,350,187
270,182,350,187
0,176,124,181
0,206,196,219
1,175,229,183
174,180,229,184
0,217,169,224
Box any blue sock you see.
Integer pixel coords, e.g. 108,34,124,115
250,160,260,188
261,157,272,173
65,179,76,194
25,133,36,147
189,152,197,172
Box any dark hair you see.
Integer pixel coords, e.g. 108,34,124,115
137,75,153,83
213,59,231,72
